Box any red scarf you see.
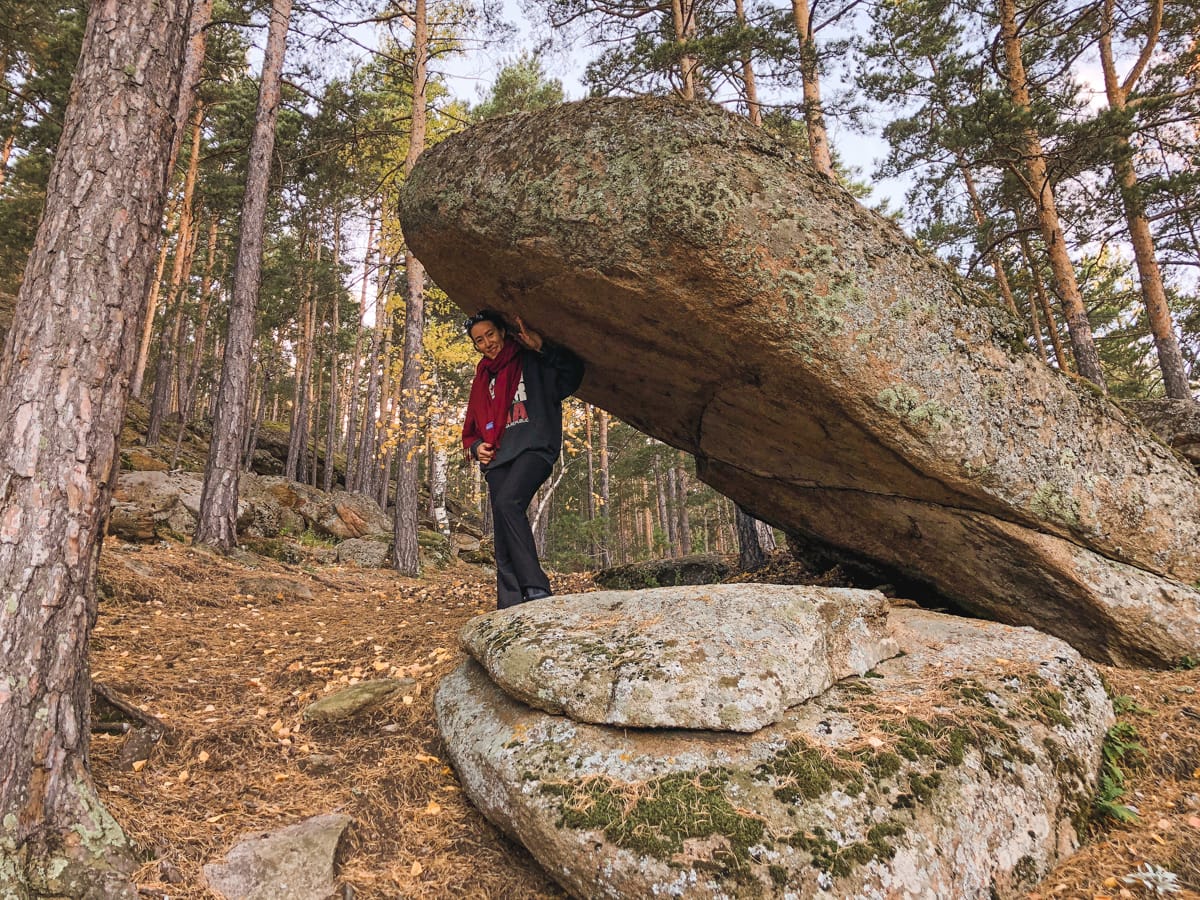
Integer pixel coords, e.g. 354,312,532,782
463,338,523,459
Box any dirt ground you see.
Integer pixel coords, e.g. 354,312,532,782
90,540,1200,900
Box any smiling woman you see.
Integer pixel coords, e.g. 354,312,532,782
462,309,584,608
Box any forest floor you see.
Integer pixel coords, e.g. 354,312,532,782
91,538,1200,900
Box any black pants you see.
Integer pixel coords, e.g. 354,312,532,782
485,453,553,609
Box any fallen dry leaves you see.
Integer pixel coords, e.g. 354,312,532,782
91,541,1200,899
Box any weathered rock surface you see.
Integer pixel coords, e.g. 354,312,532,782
1126,399,1200,469
336,537,390,567
436,605,1113,899
594,553,732,590
202,813,351,900
399,96,1200,666
110,471,391,544
461,586,899,731
302,679,412,723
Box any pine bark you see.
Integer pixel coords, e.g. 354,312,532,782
733,0,762,125
394,0,430,575
669,0,699,100
735,505,767,570
344,211,376,490
0,1,191,893
1019,230,1070,371
286,241,317,482
172,218,220,469
789,0,834,176
131,0,213,399
148,108,204,445
355,299,387,496
195,0,293,550
598,409,612,566
132,200,179,399
1098,0,1190,398
997,0,1106,390
323,216,341,492
675,454,691,556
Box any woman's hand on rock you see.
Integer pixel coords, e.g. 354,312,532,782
512,315,543,352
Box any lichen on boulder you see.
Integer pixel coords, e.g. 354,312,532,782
398,96,1200,666
461,585,899,731
436,605,1113,899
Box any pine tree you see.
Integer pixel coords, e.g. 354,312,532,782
0,1,192,891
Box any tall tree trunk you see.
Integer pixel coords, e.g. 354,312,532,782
323,215,341,491
756,518,777,552
428,369,450,537
735,505,766,570
584,403,596,561
1099,0,1189,398
286,240,317,482
998,0,1106,390
733,0,763,125
309,331,322,487
956,154,1021,321
344,210,376,490
195,0,293,550
789,0,833,176
355,298,387,496
598,408,612,567
671,0,699,100
172,218,220,469
641,479,654,554
147,221,197,444
375,307,395,501
1019,230,1070,371
393,0,430,575
131,198,179,399
148,107,204,444
658,456,675,555
0,1,191,893
675,454,691,556
131,0,213,400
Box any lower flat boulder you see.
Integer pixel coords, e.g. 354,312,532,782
461,585,899,732
436,604,1112,899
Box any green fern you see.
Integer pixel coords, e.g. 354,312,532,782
1093,721,1146,825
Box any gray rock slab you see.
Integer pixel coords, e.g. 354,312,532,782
336,537,389,568
436,607,1113,899
202,813,351,900
462,585,899,732
302,679,412,723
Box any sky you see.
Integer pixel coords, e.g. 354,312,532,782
419,2,916,213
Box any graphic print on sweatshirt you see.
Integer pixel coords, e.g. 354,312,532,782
488,374,530,431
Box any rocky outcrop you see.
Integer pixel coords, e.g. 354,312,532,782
461,586,898,731
594,553,732,589
399,96,1200,666
109,471,391,544
435,591,1113,899
202,813,351,900
1126,399,1200,469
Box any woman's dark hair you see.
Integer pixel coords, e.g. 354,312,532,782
463,309,508,334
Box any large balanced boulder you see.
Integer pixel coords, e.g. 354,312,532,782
399,96,1200,666
461,585,899,731
436,592,1113,899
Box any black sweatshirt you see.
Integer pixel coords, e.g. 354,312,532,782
472,341,585,470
